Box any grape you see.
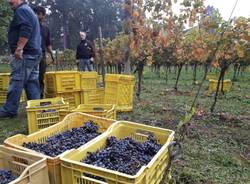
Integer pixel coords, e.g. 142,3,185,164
82,135,162,175
23,121,100,157
0,169,17,184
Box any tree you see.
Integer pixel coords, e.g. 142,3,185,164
0,0,12,54
30,0,123,50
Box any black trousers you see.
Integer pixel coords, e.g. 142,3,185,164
39,54,46,99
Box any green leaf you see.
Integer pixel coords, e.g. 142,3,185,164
177,106,196,129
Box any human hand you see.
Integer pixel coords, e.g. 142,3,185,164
14,48,23,60
51,53,55,64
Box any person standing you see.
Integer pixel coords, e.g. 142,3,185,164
33,6,54,99
0,0,42,118
76,31,95,71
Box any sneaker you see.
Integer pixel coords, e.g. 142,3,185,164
0,111,17,119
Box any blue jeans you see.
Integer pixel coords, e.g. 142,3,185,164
0,54,41,116
79,59,93,71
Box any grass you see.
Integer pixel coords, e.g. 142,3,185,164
0,63,11,73
0,64,249,184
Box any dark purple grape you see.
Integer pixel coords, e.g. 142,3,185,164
82,135,162,175
0,169,17,184
23,121,100,157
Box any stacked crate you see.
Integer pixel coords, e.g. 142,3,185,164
104,74,135,112
26,97,69,134
0,73,26,104
45,71,104,109
80,72,104,104
45,71,81,109
59,104,116,121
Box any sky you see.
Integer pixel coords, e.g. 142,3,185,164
204,0,249,19
171,0,249,20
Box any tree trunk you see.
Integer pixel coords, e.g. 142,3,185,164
232,64,238,81
185,64,188,74
210,63,228,112
156,65,161,78
98,27,105,86
118,63,122,74
174,65,177,74
123,0,132,74
190,64,208,111
237,66,241,77
168,65,171,73
62,14,67,50
193,63,197,85
174,64,183,91
136,62,144,98
165,65,168,84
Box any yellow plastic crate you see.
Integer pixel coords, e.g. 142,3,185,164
0,145,49,184
208,79,232,93
97,75,103,83
81,88,104,104
45,71,81,93
0,90,26,104
104,74,135,112
80,72,98,90
59,104,116,121
27,97,70,134
46,91,81,109
206,73,218,80
4,112,115,184
0,73,10,90
57,91,81,109
60,121,175,184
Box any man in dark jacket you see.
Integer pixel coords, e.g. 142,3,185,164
76,31,95,71
34,6,54,98
0,0,42,118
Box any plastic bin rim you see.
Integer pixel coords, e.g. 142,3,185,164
0,73,10,75
26,97,66,107
106,120,175,133
46,71,79,74
0,145,48,183
60,121,175,179
4,112,115,159
60,136,174,180
61,157,148,179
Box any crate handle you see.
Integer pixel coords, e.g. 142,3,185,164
93,107,104,111
160,141,181,184
135,129,153,138
80,175,108,184
40,101,52,106
65,87,74,90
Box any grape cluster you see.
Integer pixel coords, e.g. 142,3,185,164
23,121,100,157
0,169,17,184
82,135,162,175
